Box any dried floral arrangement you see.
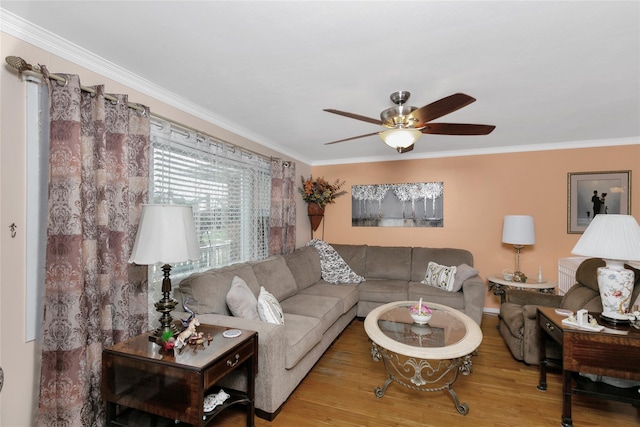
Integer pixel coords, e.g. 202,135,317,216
299,175,347,207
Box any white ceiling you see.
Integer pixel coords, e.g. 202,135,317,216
2,1,639,165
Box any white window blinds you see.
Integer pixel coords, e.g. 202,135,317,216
150,119,271,280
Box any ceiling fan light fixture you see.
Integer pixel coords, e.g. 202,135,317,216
379,128,422,149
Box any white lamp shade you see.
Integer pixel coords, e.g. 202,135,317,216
571,214,640,261
129,204,201,265
502,215,535,245
379,128,422,149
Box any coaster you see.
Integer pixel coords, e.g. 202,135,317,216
223,329,242,338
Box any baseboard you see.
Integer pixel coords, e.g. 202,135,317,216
483,307,500,316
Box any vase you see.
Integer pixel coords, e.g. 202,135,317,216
307,202,325,232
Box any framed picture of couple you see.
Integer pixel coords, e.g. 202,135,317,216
567,170,631,234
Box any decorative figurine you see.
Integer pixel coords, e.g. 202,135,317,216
175,317,200,350
181,297,196,328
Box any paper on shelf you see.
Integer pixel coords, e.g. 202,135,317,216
561,317,604,332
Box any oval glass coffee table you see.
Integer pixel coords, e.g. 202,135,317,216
364,301,483,415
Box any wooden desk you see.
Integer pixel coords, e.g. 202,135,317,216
102,324,258,426
537,307,640,427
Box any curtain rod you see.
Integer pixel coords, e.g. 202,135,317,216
5,55,147,114
5,55,280,163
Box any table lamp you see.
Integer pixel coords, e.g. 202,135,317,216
502,215,535,281
129,204,201,343
571,214,640,323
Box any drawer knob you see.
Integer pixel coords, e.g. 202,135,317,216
227,354,240,367
546,322,555,332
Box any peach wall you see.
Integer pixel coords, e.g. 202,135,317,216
311,145,640,310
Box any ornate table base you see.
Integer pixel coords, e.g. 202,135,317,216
370,342,473,415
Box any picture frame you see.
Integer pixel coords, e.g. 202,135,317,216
567,170,631,234
351,182,444,227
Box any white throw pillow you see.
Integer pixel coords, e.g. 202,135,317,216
422,262,458,292
226,276,260,320
257,286,285,325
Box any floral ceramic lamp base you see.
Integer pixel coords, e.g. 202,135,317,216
597,259,635,323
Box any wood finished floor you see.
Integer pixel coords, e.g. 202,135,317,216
214,314,639,426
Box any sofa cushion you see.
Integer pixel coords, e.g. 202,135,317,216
408,282,465,309
422,262,458,291
284,246,322,291
179,263,259,315
365,246,412,280
282,313,323,369
561,285,600,312
331,244,367,277
297,281,360,314
257,286,285,325
279,294,343,333
251,255,298,301
410,247,474,282
358,279,408,303
453,263,480,291
307,240,365,284
226,276,260,320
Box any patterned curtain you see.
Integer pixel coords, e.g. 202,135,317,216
37,75,150,426
269,159,296,255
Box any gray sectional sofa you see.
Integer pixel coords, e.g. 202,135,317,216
172,243,486,420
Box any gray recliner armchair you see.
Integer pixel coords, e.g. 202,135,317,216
498,258,640,365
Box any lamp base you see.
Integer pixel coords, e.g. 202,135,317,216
149,263,182,344
597,260,635,323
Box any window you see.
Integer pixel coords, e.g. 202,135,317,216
149,119,271,282
25,76,48,342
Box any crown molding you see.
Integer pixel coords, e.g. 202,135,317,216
311,137,640,166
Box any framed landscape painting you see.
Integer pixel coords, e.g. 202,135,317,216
352,182,444,227
567,170,631,234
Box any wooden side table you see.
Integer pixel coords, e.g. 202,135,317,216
102,324,258,427
537,306,640,427
487,275,556,304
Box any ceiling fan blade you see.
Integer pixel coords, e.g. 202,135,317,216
323,109,382,125
324,131,382,145
397,144,414,154
410,93,476,126
421,123,496,135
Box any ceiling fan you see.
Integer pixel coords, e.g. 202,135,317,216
323,91,495,153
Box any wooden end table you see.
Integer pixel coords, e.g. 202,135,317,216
102,324,258,427
537,306,640,427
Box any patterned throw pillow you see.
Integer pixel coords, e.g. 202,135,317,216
306,239,365,285
257,286,284,325
422,262,458,292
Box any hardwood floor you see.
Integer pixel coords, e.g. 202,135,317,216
214,314,639,426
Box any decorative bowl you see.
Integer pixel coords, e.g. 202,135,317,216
409,303,433,324
410,313,432,324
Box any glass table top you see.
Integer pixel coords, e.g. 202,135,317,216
364,301,483,360
377,304,467,349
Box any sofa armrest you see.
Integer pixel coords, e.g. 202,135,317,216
462,275,486,326
506,289,562,308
